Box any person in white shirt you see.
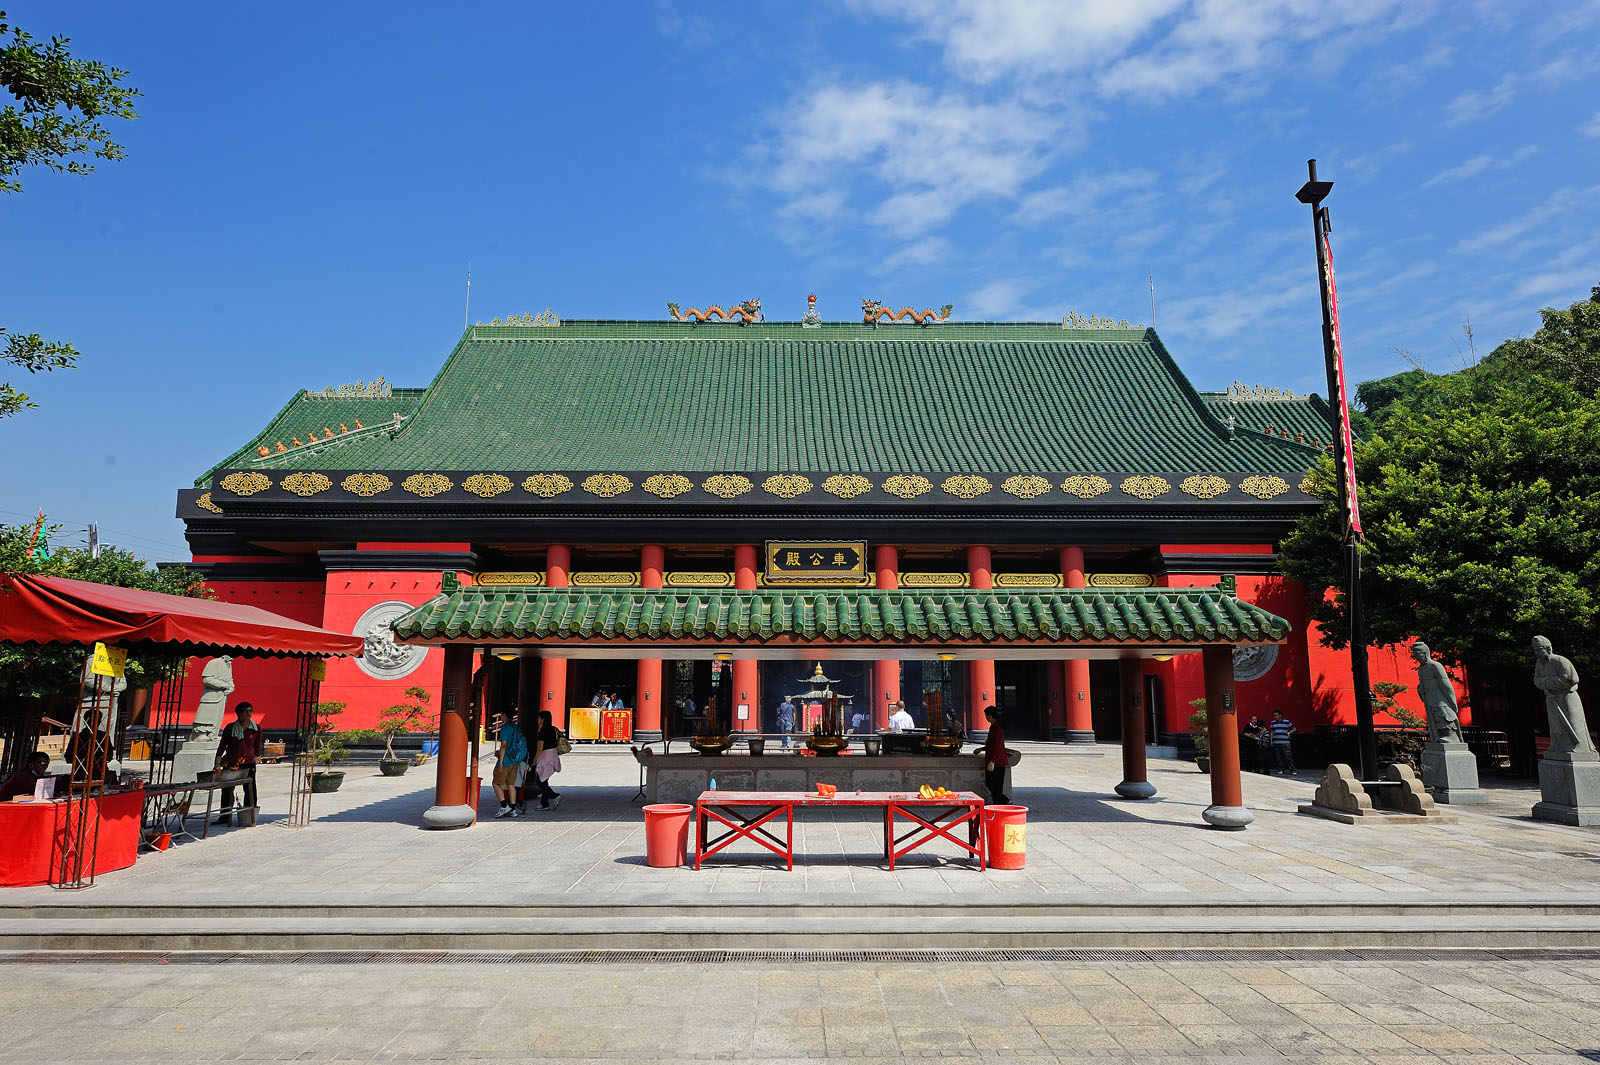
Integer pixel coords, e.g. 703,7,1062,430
887,700,914,733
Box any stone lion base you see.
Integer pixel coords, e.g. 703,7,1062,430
1299,763,1456,825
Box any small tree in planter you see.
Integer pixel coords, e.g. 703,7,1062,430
377,686,436,776
1372,681,1424,771
1188,698,1210,773
308,700,372,793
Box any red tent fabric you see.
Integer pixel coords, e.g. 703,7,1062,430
0,573,362,658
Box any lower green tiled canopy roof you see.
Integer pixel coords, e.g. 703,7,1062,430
392,587,1290,647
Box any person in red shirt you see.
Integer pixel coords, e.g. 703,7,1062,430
979,705,1009,804
214,702,263,824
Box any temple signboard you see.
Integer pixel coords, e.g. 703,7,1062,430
765,541,867,584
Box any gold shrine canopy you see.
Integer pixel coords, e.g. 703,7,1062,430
392,579,1290,661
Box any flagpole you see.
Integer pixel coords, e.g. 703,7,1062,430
1296,158,1379,780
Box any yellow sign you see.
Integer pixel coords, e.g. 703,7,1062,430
1003,825,1027,853
309,659,327,681
765,540,868,584
90,642,127,678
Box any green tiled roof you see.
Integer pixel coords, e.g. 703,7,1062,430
1198,390,1339,448
202,321,1322,486
392,587,1290,646
199,388,427,486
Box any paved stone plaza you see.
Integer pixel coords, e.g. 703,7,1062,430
6,745,1599,908
5,952,1600,1062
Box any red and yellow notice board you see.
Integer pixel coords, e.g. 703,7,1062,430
568,708,600,742
599,708,633,742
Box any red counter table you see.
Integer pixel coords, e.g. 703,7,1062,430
694,790,985,871
0,791,143,887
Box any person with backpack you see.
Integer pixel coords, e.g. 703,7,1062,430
491,710,529,818
528,708,565,810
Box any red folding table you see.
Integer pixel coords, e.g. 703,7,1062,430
693,790,986,871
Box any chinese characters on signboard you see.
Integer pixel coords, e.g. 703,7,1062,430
765,541,868,584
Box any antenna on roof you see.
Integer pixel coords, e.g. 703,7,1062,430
463,263,473,329
1149,271,1156,329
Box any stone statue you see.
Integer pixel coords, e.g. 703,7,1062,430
173,655,234,783
1533,636,1597,757
189,655,235,741
1411,642,1462,744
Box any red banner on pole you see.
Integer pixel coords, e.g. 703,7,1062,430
1320,232,1364,537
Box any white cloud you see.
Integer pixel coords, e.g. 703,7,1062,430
1512,267,1600,302
756,80,1061,236
1583,111,1600,138
1455,186,1593,254
1420,145,1540,189
1444,52,1588,127
1016,170,1159,221
966,279,1031,317
874,237,953,273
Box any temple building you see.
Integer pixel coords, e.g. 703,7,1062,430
176,303,1405,758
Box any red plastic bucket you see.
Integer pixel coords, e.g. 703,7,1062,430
642,803,693,868
153,833,172,851
982,805,1028,870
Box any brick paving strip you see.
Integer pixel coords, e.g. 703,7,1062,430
3,955,1600,1062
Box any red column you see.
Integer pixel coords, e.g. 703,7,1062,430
635,545,665,742
541,545,570,729
966,545,996,738
1201,646,1252,829
1060,546,1095,744
874,544,900,730
1046,662,1066,739
1115,657,1156,799
423,643,476,829
732,545,760,732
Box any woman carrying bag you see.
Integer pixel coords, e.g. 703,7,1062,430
529,708,567,810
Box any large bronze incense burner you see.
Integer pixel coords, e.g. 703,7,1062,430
799,664,851,756
689,696,733,756
920,691,962,755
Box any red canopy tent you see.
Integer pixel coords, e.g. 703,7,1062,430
0,573,361,657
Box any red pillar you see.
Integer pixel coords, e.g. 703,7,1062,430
874,544,900,730
1115,657,1156,799
732,545,760,732
424,643,476,829
541,545,570,729
635,544,665,742
966,545,996,738
1060,546,1095,745
1201,646,1252,829
1047,662,1066,739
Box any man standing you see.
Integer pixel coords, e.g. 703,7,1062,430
888,700,914,733
1242,716,1265,774
776,694,796,748
214,702,263,824
491,710,528,818
979,706,1009,804
1269,710,1296,775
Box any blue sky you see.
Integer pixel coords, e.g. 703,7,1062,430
2,0,1597,560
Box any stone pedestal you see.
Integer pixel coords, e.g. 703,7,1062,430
171,738,220,785
1533,753,1600,826
1421,740,1488,804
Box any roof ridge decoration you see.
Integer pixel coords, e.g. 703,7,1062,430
477,310,560,327
1223,380,1300,401
802,293,822,329
307,377,392,399
862,300,952,326
1062,311,1138,329
666,299,763,324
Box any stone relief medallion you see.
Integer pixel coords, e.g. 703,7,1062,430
1232,643,1279,682
352,601,428,680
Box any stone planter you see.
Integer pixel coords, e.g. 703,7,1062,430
862,737,882,756
1195,755,1211,774
378,759,410,777
746,737,766,756
310,771,345,793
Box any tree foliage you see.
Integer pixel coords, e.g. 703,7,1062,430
1280,286,1600,677
1,10,139,417
0,518,207,701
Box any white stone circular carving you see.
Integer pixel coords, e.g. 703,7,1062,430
353,601,428,680
1232,643,1279,683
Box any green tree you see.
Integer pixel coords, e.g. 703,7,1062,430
1280,285,1600,677
1,10,141,417
0,518,206,702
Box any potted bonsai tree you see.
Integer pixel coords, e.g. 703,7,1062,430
378,686,436,776
308,700,370,793
1188,698,1210,773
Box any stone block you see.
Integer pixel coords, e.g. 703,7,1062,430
755,768,808,792
1533,756,1600,826
852,769,904,792
653,769,707,805
1420,741,1488,804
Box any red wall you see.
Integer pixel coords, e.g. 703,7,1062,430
188,580,326,731
316,570,446,729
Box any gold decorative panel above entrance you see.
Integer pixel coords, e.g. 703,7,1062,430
765,541,868,585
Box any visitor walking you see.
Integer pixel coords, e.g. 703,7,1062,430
1270,710,1296,775
529,709,564,810
888,700,914,733
776,695,796,748
979,705,1009,804
850,706,868,734
491,710,528,818
214,702,263,824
